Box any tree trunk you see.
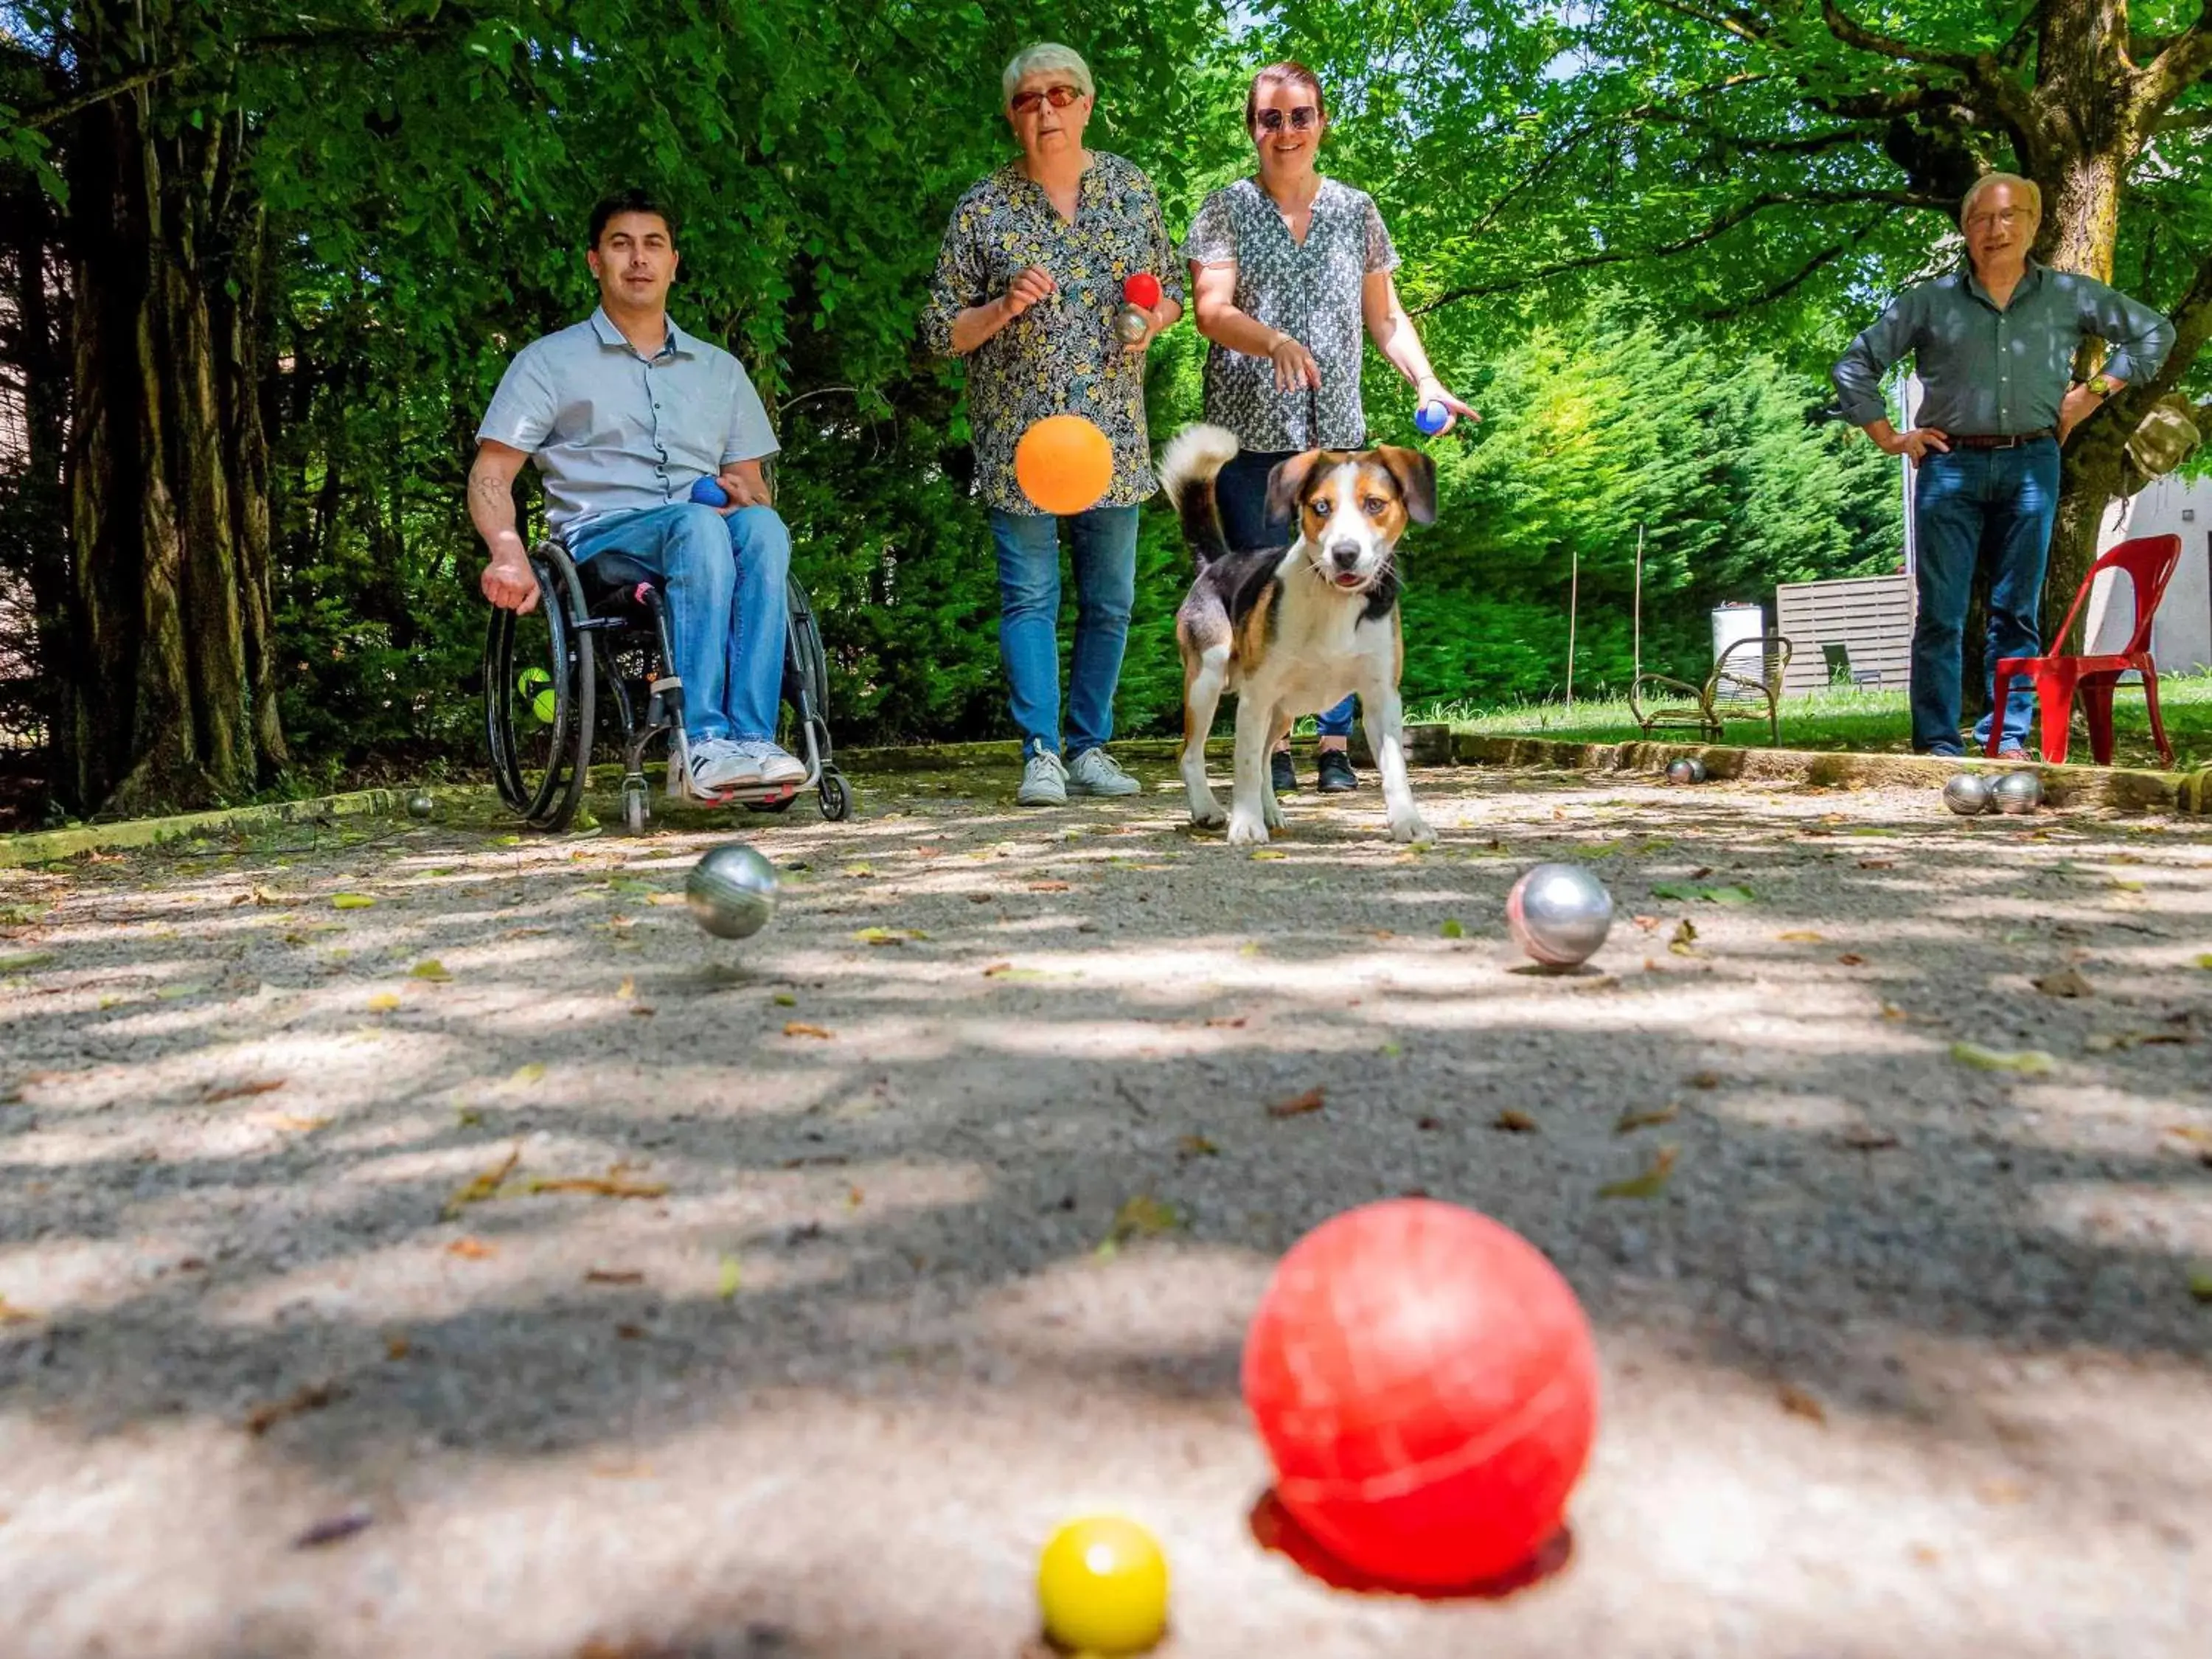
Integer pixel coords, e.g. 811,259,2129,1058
63,46,285,815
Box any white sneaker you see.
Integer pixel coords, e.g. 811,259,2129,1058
1017,749,1068,806
734,738,807,786
1067,748,1141,797
678,737,760,799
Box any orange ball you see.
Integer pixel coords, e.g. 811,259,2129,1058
1014,414,1114,515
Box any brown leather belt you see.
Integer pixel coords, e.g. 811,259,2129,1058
1950,430,2054,449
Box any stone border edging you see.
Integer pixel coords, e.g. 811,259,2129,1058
4,726,2202,866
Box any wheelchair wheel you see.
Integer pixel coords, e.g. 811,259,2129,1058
782,580,831,728
483,541,594,831
818,770,852,821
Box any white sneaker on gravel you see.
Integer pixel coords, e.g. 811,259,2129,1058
1067,748,1141,796
675,737,759,800
1017,749,1068,806
734,738,807,786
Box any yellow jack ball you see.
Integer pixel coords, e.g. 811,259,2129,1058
1036,1514,1169,1655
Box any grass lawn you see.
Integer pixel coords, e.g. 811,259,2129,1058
1405,669,2212,773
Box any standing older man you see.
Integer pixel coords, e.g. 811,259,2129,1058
922,42,1183,807
1832,173,2174,759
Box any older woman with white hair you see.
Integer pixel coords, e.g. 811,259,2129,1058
923,43,1184,807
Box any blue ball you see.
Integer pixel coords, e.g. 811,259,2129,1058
689,476,729,507
1415,400,1450,437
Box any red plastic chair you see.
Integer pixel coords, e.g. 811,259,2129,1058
1986,533,2182,768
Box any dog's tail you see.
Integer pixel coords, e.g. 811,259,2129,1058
1156,423,1239,568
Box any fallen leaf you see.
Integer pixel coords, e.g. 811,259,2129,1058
1204,1015,1247,1029
615,976,636,999
383,1335,411,1361
408,959,451,982
1669,918,1698,956
1435,917,1468,941
0,951,56,973
585,1268,645,1285
526,1175,669,1200
1778,1385,1827,1425
1837,953,1868,967
1840,1125,1900,1150
1250,849,1288,861
1176,1133,1220,1158
366,992,400,1013
246,1381,343,1436
331,894,376,910
615,1323,647,1340
2031,967,2093,998
717,1254,743,1300
773,992,796,1006
1599,1146,1678,1200
1687,1071,1720,1089
442,1145,522,1218
445,1237,495,1259
1975,1478,2029,1506
2189,1267,2212,1304
1776,930,1826,943
1492,1109,1540,1133
266,1113,333,1133
455,1106,484,1127
292,1509,374,1549
1267,1087,1325,1119
201,1077,286,1105
2195,953,2212,971
1615,1102,1679,1134
1105,1194,1180,1244
782,1021,835,1040
0,1296,40,1325
1950,1041,2056,1076
1415,1115,1443,1130
1857,858,1896,870
855,926,927,946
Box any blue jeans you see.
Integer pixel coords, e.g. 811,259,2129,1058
567,501,791,743
1214,445,1355,740
990,504,1138,759
1910,439,2059,754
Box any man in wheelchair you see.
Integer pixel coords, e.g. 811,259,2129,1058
469,188,803,801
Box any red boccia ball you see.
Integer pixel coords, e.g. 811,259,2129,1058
1242,1198,1599,1587
1123,271,1163,309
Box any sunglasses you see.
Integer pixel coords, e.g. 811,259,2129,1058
1255,105,1321,133
1010,84,1082,114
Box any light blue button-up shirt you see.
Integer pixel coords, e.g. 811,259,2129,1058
1832,260,2173,437
477,307,776,533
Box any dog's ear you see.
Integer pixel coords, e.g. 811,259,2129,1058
1264,451,1329,527
1371,446,1437,525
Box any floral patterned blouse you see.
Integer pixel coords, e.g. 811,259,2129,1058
922,152,1185,515
1183,175,1399,452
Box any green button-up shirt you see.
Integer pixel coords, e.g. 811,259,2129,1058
1831,260,2173,437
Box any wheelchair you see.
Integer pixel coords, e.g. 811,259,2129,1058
484,536,852,833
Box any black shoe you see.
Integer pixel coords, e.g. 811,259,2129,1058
1315,750,1358,792
1270,751,1298,794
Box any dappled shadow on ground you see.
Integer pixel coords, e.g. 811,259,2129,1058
1,759,2208,1655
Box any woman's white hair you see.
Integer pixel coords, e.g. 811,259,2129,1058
1002,42,1093,105
1961,172,2040,226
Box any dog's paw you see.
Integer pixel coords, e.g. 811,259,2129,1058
1189,796,1227,830
1262,795,1285,831
1225,812,1270,848
1388,810,1433,846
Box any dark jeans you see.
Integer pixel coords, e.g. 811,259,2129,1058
1214,445,1355,740
1910,438,2060,754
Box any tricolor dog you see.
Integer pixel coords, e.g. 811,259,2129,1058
1156,424,1436,848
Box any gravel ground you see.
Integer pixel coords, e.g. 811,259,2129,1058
1,759,2208,1659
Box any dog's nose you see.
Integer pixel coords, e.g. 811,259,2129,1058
1328,542,1361,571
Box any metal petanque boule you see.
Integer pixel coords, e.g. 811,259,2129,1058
1942,773,1994,816
406,792,435,820
1506,862,1614,970
1992,770,2044,815
1666,757,1707,785
686,843,780,940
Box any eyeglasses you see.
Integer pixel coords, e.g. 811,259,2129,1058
1010,84,1082,114
1255,105,1321,133
1966,206,2034,229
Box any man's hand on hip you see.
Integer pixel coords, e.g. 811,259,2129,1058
1875,425,1950,464
2057,381,2112,445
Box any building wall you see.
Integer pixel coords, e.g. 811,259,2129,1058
2085,475,2212,675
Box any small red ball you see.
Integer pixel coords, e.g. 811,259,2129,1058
1123,271,1163,309
1242,1199,1599,1587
